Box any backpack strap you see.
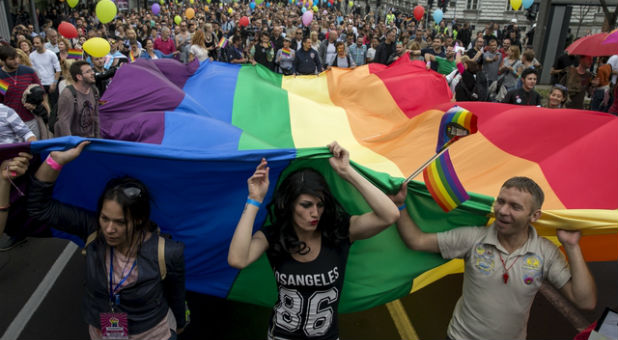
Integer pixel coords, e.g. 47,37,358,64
67,85,79,116
158,236,166,280
81,231,98,255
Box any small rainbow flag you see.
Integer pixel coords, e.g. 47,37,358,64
0,79,9,96
129,51,136,62
217,37,228,49
436,105,477,152
67,49,83,60
423,150,470,212
281,48,291,56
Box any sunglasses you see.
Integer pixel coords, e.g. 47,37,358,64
122,186,142,200
553,84,568,91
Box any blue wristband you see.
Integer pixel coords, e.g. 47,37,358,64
398,204,406,211
246,197,262,208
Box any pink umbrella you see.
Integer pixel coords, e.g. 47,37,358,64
565,32,616,56
602,29,618,45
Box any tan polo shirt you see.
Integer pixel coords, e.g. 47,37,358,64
437,224,571,340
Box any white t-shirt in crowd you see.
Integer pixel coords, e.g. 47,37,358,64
608,55,618,85
326,42,337,66
29,49,61,86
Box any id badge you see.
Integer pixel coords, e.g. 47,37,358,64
100,312,129,339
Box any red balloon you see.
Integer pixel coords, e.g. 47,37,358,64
413,5,424,21
328,0,333,4
239,16,250,27
58,21,78,39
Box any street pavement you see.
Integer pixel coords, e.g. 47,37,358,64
0,237,615,340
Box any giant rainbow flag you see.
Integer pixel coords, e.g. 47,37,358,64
5,56,616,313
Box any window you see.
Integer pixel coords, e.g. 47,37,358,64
466,0,478,10
505,0,514,11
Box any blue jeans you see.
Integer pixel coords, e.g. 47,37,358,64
590,89,609,112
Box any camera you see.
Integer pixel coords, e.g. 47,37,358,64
25,85,45,106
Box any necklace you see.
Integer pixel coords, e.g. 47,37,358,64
2,67,19,85
498,252,520,284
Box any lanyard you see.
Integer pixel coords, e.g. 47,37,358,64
109,247,137,307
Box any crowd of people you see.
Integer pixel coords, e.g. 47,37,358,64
0,1,611,339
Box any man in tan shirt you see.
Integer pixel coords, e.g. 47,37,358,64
393,177,597,340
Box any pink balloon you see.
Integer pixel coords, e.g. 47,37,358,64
301,10,313,26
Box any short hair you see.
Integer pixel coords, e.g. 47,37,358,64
32,35,44,44
502,177,544,210
522,49,535,62
0,45,17,61
521,68,537,80
70,60,90,82
487,37,498,45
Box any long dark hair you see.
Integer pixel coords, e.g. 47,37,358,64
266,168,350,257
96,177,156,253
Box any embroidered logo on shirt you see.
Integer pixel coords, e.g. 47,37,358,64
473,244,495,274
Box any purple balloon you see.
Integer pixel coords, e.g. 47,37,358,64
301,10,313,26
152,3,161,15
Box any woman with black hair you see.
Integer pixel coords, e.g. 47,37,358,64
228,141,399,340
28,142,186,340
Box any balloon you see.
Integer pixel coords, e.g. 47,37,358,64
327,1,330,6
83,37,110,57
265,2,270,7
96,0,117,24
432,9,443,24
510,0,521,10
185,7,195,19
413,5,424,21
67,0,79,8
190,0,194,3
348,0,353,7
159,0,164,4
249,1,255,9
174,15,182,25
151,3,160,15
58,21,78,39
522,0,533,9
204,5,209,11
239,16,250,27
301,6,306,12
227,7,233,14
256,0,264,5
322,9,327,15
301,10,313,26
206,0,211,3
312,5,317,12
307,0,312,6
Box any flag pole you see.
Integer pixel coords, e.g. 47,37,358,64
404,139,454,182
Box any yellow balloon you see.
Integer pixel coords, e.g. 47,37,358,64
348,0,353,6
67,0,79,8
96,0,117,24
185,7,195,19
159,0,164,4
83,37,110,57
204,5,209,11
510,0,521,10
312,5,317,11
228,7,233,14
206,0,211,3
174,15,182,25
190,0,194,3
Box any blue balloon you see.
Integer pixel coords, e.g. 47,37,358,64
301,6,306,12
249,1,255,9
432,9,443,24
522,0,533,9
266,1,270,7
327,2,330,6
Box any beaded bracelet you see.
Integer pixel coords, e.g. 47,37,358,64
398,204,406,211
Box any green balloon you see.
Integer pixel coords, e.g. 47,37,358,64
174,15,182,25
159,0,164,4
255,0,264,4
67,0,79,8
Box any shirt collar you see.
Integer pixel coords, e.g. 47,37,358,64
483,223,539,256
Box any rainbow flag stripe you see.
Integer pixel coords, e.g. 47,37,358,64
281,48,291,56
217,37,228,49
436,105,477,152
423,150,470,212
0,79,9,95
129,51,136,62
4,57,614,314
67,49,83,60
